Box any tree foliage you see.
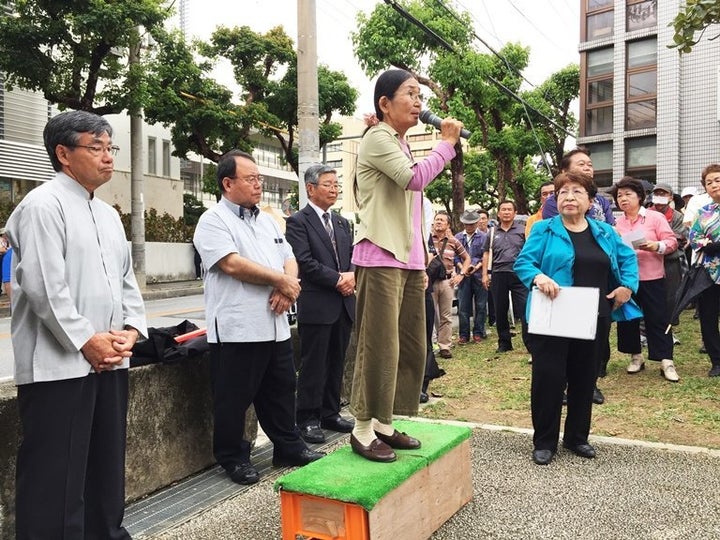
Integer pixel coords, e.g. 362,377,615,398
352,0,578,218
0,0,169,114
145,26,357,175
671,0,720,53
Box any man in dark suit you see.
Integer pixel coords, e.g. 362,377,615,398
286,164,356,443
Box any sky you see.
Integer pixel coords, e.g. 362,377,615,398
180,0,581,119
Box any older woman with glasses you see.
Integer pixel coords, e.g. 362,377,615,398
349,69,463,462
612,177,679,382
515,172,638,465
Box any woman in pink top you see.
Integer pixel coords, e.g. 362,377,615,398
612,177,679,382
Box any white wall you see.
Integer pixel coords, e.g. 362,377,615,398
139,242,196,283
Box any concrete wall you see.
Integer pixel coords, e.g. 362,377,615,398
142,241,196,283
0,355,259,540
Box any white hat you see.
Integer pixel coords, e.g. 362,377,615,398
681,187,698,198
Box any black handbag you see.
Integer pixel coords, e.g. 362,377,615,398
426,237,449,282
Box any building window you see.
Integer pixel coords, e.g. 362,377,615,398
585,141,613,188
162,140,171,177
583,47,613,136
147,137,156,175
626,39,657,130
626,0,657,32
626,136,656,182
585,0,613,41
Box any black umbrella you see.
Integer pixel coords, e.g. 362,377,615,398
666,263,715,333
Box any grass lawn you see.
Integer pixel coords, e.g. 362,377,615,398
421,309,720,449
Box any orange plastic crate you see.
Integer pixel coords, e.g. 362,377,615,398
280,491,370,540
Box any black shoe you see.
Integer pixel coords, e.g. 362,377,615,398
299,421,325,444
709,365,720,377
563,442,596,459
495,344,513,353
562,392,567,405
532,449,554,465
320,415,354,433
226,463,259,485
419,391,429,403
593,387,605,405
273,447,326,467
438,349,452,359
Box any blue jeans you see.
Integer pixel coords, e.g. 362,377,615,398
457,276,487,339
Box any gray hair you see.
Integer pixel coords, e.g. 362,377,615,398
304,163,336,185
43,111,113,172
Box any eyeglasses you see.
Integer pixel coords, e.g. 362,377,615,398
70,144,120,156
316,182,340,191
230,174,264,185
557,188,588,199
398,90,424,102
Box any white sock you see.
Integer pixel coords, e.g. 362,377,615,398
352,419,375,446
372,419,395,436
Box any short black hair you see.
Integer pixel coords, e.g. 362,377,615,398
43,111,113,172
216,150,255,193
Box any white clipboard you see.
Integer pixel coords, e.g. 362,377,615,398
528,286,600,340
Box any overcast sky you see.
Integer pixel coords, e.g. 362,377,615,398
181,0,580,117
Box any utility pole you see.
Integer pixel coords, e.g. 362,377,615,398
297,0,320,208
129,27,146,289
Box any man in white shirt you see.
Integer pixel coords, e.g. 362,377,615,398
7,110,147,539
193,150,324,486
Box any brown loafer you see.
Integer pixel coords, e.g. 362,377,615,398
350,434,396,462
374,429,421,450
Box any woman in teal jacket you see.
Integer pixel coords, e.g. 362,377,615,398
514,172,639,465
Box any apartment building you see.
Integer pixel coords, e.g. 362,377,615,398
579,0,720,192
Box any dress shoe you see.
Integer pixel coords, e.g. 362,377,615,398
627,354,645,374
439,349,452,359
374,429,421,450
320,415,354,433
660,359,680,382
272,447,326,467
532,449,554,465
563,442,596,459
593,387,605,405
226,463,260,485
709,365,720,377
299,421,325,444
350,434,396,463
458,337,469,345
495,344,513,353
473,335,485,343
419,391,429,403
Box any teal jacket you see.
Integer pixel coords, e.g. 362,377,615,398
514,216,641,322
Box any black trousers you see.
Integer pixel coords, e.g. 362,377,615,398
296,312,353,425
16,371,130,540
531,317,608,451
617,278,673,360
698,283,720,367
490,271,530,351
210,340,305,469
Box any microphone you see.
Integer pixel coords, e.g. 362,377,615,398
419,110,472,139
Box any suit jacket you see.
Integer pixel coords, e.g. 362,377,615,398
285,205,356,325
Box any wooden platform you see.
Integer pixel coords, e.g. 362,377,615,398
275,420,473,540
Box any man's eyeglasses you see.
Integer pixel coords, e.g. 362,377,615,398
70,144,120,156
314,182,340,191
230,174,264,186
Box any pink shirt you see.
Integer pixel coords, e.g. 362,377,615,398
614,207,677,281
352,140,456,270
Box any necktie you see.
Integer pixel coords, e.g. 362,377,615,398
323,212,340,269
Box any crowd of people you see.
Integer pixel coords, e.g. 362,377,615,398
6,69,720,535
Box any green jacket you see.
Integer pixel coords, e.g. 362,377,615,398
355,122,416,263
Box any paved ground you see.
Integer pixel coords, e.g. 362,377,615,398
148,420,720,540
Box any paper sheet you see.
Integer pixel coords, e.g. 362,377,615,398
528,286,600,340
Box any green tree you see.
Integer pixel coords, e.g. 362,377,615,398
671,0,720,53
145,26,357,177
0,0,170,113
352,0,577,217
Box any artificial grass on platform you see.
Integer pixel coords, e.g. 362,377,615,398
274,420,471,510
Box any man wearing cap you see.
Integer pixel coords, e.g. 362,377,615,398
455,210,488,343
649,184,688,331
285,164,356,444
